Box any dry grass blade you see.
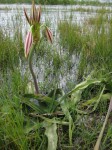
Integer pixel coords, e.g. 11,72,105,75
24,8,31,25
94,97,112,150
32,0,36,21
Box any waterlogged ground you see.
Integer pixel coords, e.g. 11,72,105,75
0,4,112,35
0,4,90,35
0,3,112,89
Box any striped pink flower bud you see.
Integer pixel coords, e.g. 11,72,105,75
24,31,33,58
45,27,53,43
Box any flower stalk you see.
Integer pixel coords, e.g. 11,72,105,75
24,0,53,94
28,43,39,94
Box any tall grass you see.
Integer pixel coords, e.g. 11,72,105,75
58,12,112,80
0,30,19,72
79,13,112,78
0,70,49,149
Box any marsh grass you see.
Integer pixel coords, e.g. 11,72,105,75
71,7,112,14
58,12,112,80
0,70,27,149
79,13,112,78
0,30,19,71
0,0,112,6
0,0,72,4
0,14,24,73
0,4,112,150
0,70,48,149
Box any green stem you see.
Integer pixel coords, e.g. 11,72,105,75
28,43,39,94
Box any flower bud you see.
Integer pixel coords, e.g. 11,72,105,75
24,31,33,58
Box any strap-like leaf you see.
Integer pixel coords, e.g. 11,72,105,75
45,121,57,150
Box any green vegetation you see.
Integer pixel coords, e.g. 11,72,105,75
71,7,112,13
0,0,73,4
0,0,112,6
0,29,24,72
58,13,112,79
0,2,112,150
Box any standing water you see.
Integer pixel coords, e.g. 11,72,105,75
0,3,112,91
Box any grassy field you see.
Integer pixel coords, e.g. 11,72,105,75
0,2,112,150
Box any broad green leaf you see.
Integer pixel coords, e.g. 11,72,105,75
76,86,106,114
69,79,103,95
23,94,59,113
24,94,55,103
60,98,74,145
22,98,46,113
45,121,57,150
76,89,112,115
38,115,69,125
82,93,111,106
70,90,82,107
58,78,104,105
